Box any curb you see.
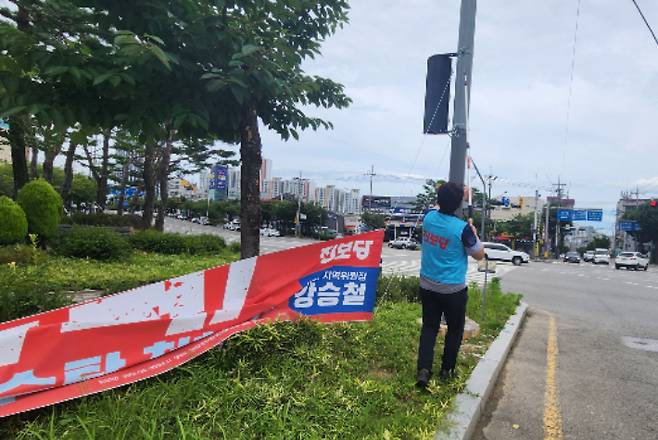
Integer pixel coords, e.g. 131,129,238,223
436,301,528,440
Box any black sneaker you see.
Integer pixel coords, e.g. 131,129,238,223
416,369,431,388
438,369,456,382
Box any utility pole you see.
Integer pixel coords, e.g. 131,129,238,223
366,165,376,198
533,189,540,257
485,174,497,234
552,177,567,258
364,165,376,207
544,201,550,257
295,171,302,238
448,0,477,190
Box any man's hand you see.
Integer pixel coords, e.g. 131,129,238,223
468,218,478,238
467,218,486,261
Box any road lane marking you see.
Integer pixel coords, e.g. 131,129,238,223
544,315,563,440
622,337,658,353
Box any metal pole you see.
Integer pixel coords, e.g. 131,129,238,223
470,156,487,241
296,171,302,238
544,201,550,257
482,257,488,322
448,0,477,188
533,190,539,257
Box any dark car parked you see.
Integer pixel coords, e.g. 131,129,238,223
563,251,581,263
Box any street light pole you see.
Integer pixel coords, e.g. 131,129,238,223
448,0,477,189
296,171,302,238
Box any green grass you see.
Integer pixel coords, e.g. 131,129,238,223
1,274,521,439
0,250,238,322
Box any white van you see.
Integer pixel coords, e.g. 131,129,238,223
593,248,610,265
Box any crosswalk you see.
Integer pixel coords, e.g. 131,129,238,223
382,258,521,285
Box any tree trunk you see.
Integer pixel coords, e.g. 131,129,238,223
155,131,174,232
7,117,29,197
96,129,111,210
142,141,157,229
42,147,60,183
29,147,39,179
61,141,77,207
117,158,130,216
239,103,262,258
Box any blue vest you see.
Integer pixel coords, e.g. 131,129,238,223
420,210,468,285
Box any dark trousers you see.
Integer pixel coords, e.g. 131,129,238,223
416,287,468,373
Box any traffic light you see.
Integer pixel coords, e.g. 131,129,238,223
650,200,657,207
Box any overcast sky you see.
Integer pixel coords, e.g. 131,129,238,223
251,0,658,232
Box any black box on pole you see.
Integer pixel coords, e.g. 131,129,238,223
423,54,453,134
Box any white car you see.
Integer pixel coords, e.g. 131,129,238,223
388,237,418,250
482,242,530,266
593,248,610,265
260,228,280,237
615,252,649,271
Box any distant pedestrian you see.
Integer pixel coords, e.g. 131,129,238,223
416,182,485,387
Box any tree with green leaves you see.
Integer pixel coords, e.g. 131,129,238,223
495,213,534,240
200,1,351,257
624,202,658,262
361,211,386,230
414,179,445,212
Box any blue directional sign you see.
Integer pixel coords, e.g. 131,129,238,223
557,209,573,221
0,119,8,130
620,221,641,232
586,210,603,222
573,210,587,221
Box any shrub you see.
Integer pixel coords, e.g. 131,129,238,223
0,244,44,265
0,268,70,322
377,275,420,304
129,230,188,254
16,179,63,240
184,234,226,254
229,241,241,254
130,230,227,255
0,196,28,245
63,212,143,228
52,226,131,260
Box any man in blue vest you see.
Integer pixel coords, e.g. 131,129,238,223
416,182,485,387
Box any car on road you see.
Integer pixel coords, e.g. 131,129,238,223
593,248,610,265
583,250,595,262
388,237,418,250
260,228,280,237
563,251,581,263
615,252,649,271
482,242,530,266
225,220,240,231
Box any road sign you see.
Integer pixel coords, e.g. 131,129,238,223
586,210,603,221
557,209,603,222
620,221,641,232
557,209,573,221
573,209,587,221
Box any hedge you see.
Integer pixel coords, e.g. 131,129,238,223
16,179,63,240
0,196,28,245
52,226,131,260
129,230,226,255
63,212,144,228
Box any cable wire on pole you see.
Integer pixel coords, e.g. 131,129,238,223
563,0,582,173
630,0,658,46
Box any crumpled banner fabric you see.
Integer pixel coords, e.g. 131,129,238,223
0,231,384,417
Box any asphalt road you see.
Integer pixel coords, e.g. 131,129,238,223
163,218,521,284
474,261,658,440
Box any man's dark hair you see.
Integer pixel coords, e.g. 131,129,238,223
436,182,464,214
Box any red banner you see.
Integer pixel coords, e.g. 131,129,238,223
0,231,384,417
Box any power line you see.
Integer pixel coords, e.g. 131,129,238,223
630,0,658,47
563,0,582,173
